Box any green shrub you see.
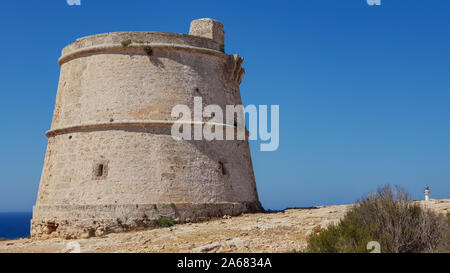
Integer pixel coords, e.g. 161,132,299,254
307,185,449,253
155,217,174,228
447,213,450,247
438,213,450,252
121,39,132,47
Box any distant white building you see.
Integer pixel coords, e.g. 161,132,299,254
424,186,430,201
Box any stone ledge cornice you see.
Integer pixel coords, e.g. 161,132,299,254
46,120,249,137
58,43,227,66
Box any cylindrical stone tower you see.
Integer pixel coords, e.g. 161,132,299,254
31,19,262,239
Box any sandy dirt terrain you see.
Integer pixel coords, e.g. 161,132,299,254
1,199,448,253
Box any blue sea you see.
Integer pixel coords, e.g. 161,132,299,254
0,212,32,239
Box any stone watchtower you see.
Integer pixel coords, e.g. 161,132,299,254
31,19,262,238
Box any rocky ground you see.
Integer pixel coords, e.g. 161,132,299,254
1,199,449,253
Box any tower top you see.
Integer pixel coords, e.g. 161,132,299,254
59,18,227,65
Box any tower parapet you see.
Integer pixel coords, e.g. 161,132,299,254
189,18,225,50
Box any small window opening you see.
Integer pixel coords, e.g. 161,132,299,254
93,161,108,179
97,164,104,177
219,161,228,176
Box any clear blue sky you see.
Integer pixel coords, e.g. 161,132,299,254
0,0,449,212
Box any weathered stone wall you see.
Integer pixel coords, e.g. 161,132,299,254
32,19,262,239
